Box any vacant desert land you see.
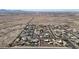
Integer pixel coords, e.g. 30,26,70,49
0,12,79,48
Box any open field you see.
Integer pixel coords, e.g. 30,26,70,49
0,11,79,48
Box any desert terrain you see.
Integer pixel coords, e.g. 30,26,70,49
0,10,79,48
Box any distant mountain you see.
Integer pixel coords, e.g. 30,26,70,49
0,9,79,15
22,9,79,12
0,9,26,14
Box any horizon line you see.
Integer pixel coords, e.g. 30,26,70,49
1,9,79,12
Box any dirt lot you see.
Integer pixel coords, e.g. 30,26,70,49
0,12,79,48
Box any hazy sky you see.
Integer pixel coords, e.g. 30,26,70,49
0,0,79,9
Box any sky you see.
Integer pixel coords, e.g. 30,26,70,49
0,0,79,10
